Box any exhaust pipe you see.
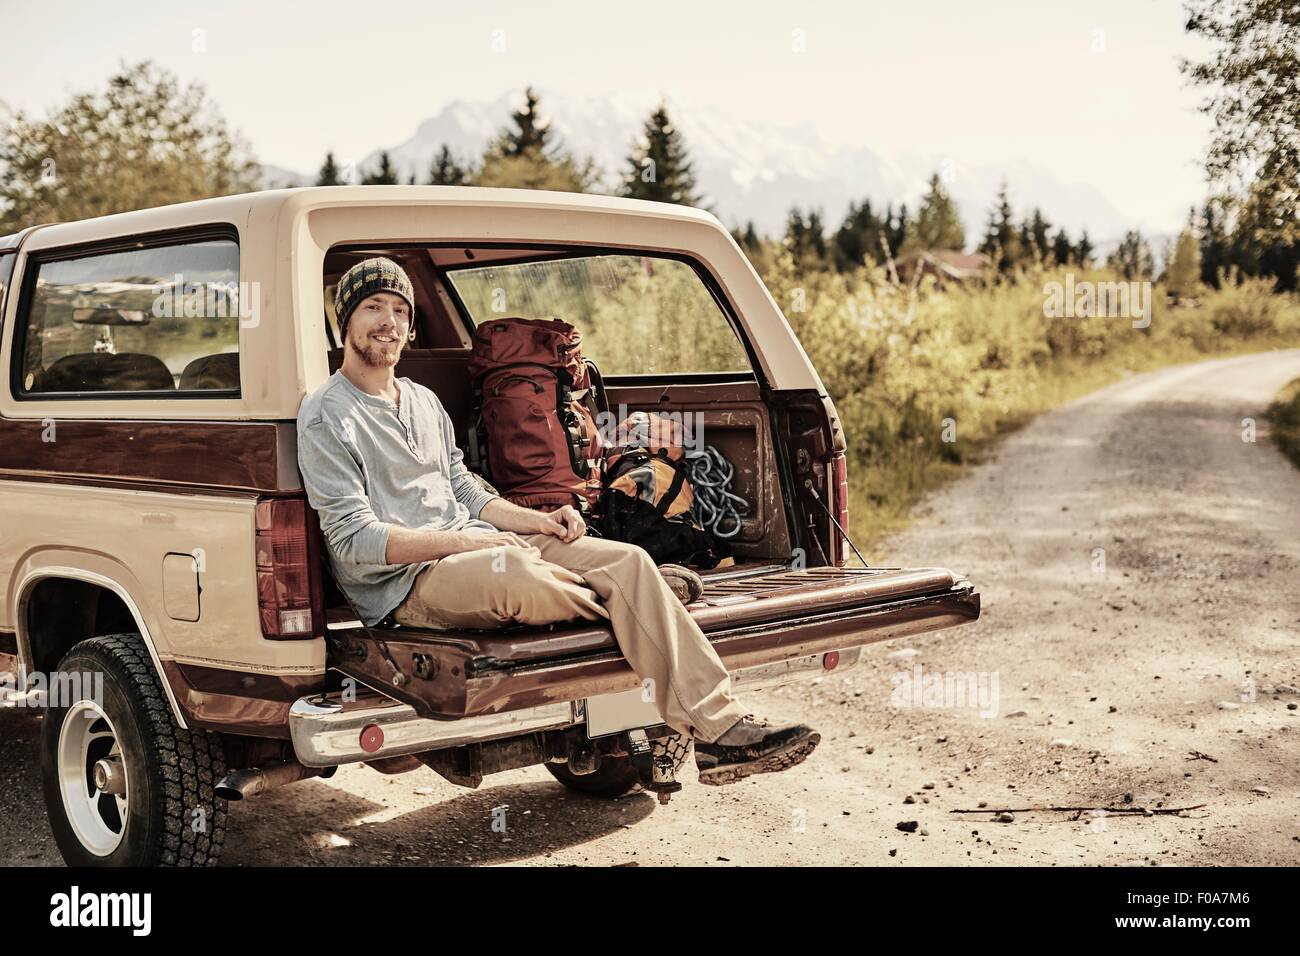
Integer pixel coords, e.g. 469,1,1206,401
216,761,334,801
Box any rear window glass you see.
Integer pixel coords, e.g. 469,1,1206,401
17,237,241,396
446,254,749,375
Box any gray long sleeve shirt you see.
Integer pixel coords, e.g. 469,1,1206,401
296,371,500,625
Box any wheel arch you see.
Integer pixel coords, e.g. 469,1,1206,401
14,561,188,728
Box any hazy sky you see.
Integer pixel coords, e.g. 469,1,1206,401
0,0,1214,232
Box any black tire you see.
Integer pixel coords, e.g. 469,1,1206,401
39,633,228,866
545,733,692,798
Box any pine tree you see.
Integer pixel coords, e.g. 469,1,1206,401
833,200,882,271
317,151,344,186
1022,208,1052,261
909,173,966,252
622,103,700,205
1198,202,1231,287
490,86,552,159
1075,230,1094,268
1018,219,1034,261
361,151,398,185
785,207,828,268
1051,228,1073,265
1107,230,1156,279
473,87,597,193
785,208,808,256
888,203,909,256
977,183,1023,273
806,210,829,262
1166,214,1202,300
427,145,468,185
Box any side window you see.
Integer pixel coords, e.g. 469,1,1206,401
16,237,241,396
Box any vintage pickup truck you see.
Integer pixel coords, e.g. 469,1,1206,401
0,186,979,866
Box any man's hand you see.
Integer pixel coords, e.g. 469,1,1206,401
539,504,586,543
478,497,586,543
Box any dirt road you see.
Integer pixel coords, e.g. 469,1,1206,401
4,350,1299,866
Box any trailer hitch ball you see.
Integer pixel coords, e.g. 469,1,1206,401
629,730,682,804
651,754,683,805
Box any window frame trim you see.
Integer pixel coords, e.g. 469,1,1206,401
9,224,243,403
0,252,15,344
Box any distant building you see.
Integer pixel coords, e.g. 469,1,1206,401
895,250,990,286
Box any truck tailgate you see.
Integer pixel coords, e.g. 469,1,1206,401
326,566,979,720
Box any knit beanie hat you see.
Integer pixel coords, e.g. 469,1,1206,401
334,257,415,334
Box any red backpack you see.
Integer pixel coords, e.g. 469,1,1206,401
467,317,607,511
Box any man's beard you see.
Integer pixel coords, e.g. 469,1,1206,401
348,325,404,368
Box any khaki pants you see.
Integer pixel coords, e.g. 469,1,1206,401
392,533,747,742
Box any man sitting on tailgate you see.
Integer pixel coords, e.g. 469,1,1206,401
296,257,820,786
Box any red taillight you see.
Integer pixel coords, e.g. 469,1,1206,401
255,498,317,639
823,651,841,670
830,453,849,566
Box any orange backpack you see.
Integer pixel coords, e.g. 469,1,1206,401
603,411,694,519
595,411,728,568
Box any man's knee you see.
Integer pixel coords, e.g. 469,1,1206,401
598,541,661,587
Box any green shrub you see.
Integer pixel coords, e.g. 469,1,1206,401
758,249,1300,549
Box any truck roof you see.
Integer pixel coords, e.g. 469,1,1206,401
0,185,727,249
1,185,828,410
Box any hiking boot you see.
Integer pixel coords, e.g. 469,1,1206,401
657,563,704,605
694,714,820,786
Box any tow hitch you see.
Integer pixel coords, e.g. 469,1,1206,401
629,729,683,804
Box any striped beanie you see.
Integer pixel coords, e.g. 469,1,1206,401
334,257,415,333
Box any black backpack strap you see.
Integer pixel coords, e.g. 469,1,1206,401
584,358,609,416
547,368,596,480
655,459,688,517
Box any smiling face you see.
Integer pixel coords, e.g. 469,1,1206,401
345,291,411,368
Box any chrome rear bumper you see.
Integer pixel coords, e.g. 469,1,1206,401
290,647,860,768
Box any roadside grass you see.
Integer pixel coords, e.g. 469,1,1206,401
752,256,1300,555
1266,376,1300,471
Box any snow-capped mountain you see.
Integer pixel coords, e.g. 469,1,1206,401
262,88,1135,245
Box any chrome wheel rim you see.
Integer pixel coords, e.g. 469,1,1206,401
57,700,129,856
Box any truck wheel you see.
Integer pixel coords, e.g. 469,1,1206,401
545,733,692,798
39,633,228,866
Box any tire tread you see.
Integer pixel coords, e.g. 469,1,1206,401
58,633,228,867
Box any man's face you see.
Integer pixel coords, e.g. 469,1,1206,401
346,291,411,368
